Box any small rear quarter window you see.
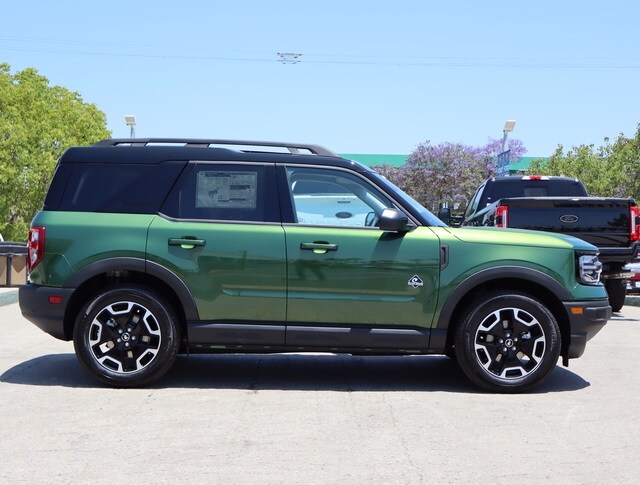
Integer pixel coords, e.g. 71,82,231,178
59,162,185,213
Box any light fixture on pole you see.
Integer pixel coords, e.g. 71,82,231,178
125,115,136,138
497,120,516,177
502,119,516,152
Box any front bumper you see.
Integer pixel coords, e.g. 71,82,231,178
19,284,75,341
563,299,611,360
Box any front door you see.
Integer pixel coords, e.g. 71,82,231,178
281,165,441,336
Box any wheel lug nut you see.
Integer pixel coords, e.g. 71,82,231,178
118,329,123,334
499,339,504,344
127,328,132,332
502,347,508,353
125,342,130,347
117,338,121,343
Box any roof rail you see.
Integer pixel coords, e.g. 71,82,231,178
93,138,338,157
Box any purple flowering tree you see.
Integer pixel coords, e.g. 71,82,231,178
374,138,526,212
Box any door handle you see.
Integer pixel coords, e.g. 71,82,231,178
168,237,206,249
300,242,338,254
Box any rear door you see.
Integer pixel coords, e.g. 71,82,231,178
147,162,287,346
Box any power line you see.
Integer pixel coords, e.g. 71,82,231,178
2,36,640,69
0,35,274,56
0,46,276,64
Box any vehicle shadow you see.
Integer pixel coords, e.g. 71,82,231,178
610,312,638,322
0,353,589,394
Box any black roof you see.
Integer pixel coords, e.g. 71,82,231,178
59,138,370,171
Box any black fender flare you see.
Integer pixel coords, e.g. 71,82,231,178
436,265,571,330
63,257,199,320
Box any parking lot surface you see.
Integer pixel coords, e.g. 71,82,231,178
1,297,639,483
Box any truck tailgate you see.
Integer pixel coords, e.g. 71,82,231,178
504,197,633,247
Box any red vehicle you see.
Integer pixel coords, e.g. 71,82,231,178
626,263,640,293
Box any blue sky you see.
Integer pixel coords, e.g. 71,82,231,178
2,0,639,157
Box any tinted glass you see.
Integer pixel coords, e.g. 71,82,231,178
465,183,486,217
59,162,185,213
482,180,586,205
161,163,278,222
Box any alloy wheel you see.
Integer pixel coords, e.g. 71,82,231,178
88,301,162,374
474,307,546,380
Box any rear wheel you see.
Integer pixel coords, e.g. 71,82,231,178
73,285,180,387
605,278,626,313
455,292,560,393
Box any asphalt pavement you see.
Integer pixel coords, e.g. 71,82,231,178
1,294,639,483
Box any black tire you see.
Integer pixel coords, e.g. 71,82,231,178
454,292,560,393
605,279,626,313
73,285,180,387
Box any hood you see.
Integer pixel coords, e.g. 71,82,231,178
445,226,598,252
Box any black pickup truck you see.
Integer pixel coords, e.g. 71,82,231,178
453,176,640,311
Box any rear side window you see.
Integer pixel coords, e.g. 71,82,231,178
161,163,279,222
59,162,185,213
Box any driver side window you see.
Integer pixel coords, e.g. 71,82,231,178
286,167,392,227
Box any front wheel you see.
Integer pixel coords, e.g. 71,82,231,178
455,292,560,393
73,285,180,387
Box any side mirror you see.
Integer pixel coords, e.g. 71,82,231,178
437,207,451,225
377,208,410,232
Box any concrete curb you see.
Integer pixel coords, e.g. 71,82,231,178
624,295,640,307
0,289,18,307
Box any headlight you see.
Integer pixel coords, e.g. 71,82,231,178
578,253,602,285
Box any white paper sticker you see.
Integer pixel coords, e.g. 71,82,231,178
196,171,257,209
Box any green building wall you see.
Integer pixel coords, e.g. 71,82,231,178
340,154,547,174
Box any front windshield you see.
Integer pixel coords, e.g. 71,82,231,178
369,171,447,227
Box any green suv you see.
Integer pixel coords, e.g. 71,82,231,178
19,139,611,392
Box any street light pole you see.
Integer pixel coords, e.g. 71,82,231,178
502,119,516,152
496,120,517,177
124,115,136,138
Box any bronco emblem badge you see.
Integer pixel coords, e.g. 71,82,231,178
408,275,424,288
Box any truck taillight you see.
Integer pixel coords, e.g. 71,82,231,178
27,226,46,272
631,206,640,241
521,175,549,181
496,205,508,228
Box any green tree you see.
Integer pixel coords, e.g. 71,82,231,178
609,126,640,200
0,63,110,241
527,125,640,199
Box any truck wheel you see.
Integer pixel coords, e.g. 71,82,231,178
73,285,180,387
454,292,560,393
605,279,626,312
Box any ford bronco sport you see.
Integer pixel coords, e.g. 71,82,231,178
19,138,611,392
